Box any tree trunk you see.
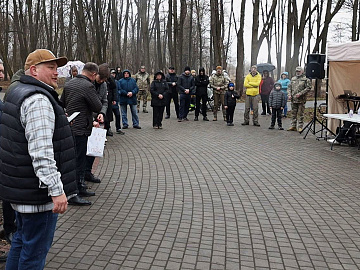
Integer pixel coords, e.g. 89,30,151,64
236,0,246,97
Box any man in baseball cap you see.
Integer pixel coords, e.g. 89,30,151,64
0,49,76,268
24,49,68,89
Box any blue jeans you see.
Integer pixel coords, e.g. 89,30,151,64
6,211,58,270
281,90,288,116
120,104,139,127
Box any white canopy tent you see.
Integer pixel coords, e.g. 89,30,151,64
327,41,360,132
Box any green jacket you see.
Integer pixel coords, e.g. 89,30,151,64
288,74,311,103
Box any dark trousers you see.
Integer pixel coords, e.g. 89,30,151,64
86,155,95,175
195,94,207,117
261,94,271,114
166,90,179,118
179,94,191,119
112,107,121,130
75,135,88,183
153,106,165,127
271,108,283,127
2,200,16,234
226,105,236,123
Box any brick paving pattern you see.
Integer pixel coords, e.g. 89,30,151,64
3,104,360,269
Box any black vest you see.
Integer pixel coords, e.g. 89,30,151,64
0,75,77,205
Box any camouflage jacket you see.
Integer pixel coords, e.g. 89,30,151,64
134,72,150,90
288,74,312,103
209,73,229,94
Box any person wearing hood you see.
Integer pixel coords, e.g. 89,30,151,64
117,69,141,129
134,65,150,113
209,66,229,121
277,71,291,117
150,71,169,128
269,82,287,130
194,67,210,121
177,66,195,121
115,66,123,81
287,66,311,132
224,82,240,126
165,66,179,119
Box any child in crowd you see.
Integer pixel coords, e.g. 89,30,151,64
224,82,240,126
269,82,287,130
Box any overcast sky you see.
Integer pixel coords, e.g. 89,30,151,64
229,1,352,67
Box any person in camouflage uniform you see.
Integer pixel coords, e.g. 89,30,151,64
287,66,312,132
209,66,229,121
134,66,150,113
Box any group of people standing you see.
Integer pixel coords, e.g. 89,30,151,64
242,65,311,131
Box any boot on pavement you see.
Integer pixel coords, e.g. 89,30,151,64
68,195,91,206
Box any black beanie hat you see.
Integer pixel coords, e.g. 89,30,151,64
184,66,191,72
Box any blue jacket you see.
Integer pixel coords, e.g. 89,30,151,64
117,69,139,105
277,72,291,92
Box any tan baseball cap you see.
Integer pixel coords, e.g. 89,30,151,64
24,49,68,70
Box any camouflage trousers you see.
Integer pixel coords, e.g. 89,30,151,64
291,102,305,128
137,89,148,109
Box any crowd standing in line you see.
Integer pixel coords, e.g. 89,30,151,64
0,49,310,267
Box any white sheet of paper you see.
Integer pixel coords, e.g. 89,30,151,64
67,112,80,122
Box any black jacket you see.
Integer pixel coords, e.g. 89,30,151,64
150,78,169,107
195,69,209,96
106,76,117,122
269,89,287,109
177,73,195,94
224,90,240,107
165,73,178,94
61,75,102,136
0,75,77,204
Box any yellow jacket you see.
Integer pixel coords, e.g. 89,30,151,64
244,72,262,96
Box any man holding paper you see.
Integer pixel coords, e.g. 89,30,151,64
61,62,103,205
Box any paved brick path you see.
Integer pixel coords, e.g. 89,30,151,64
3,104,360,269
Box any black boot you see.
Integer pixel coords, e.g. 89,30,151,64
194,116,199,121
79,178,95,197
68,195,91,206
85,172,101,183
